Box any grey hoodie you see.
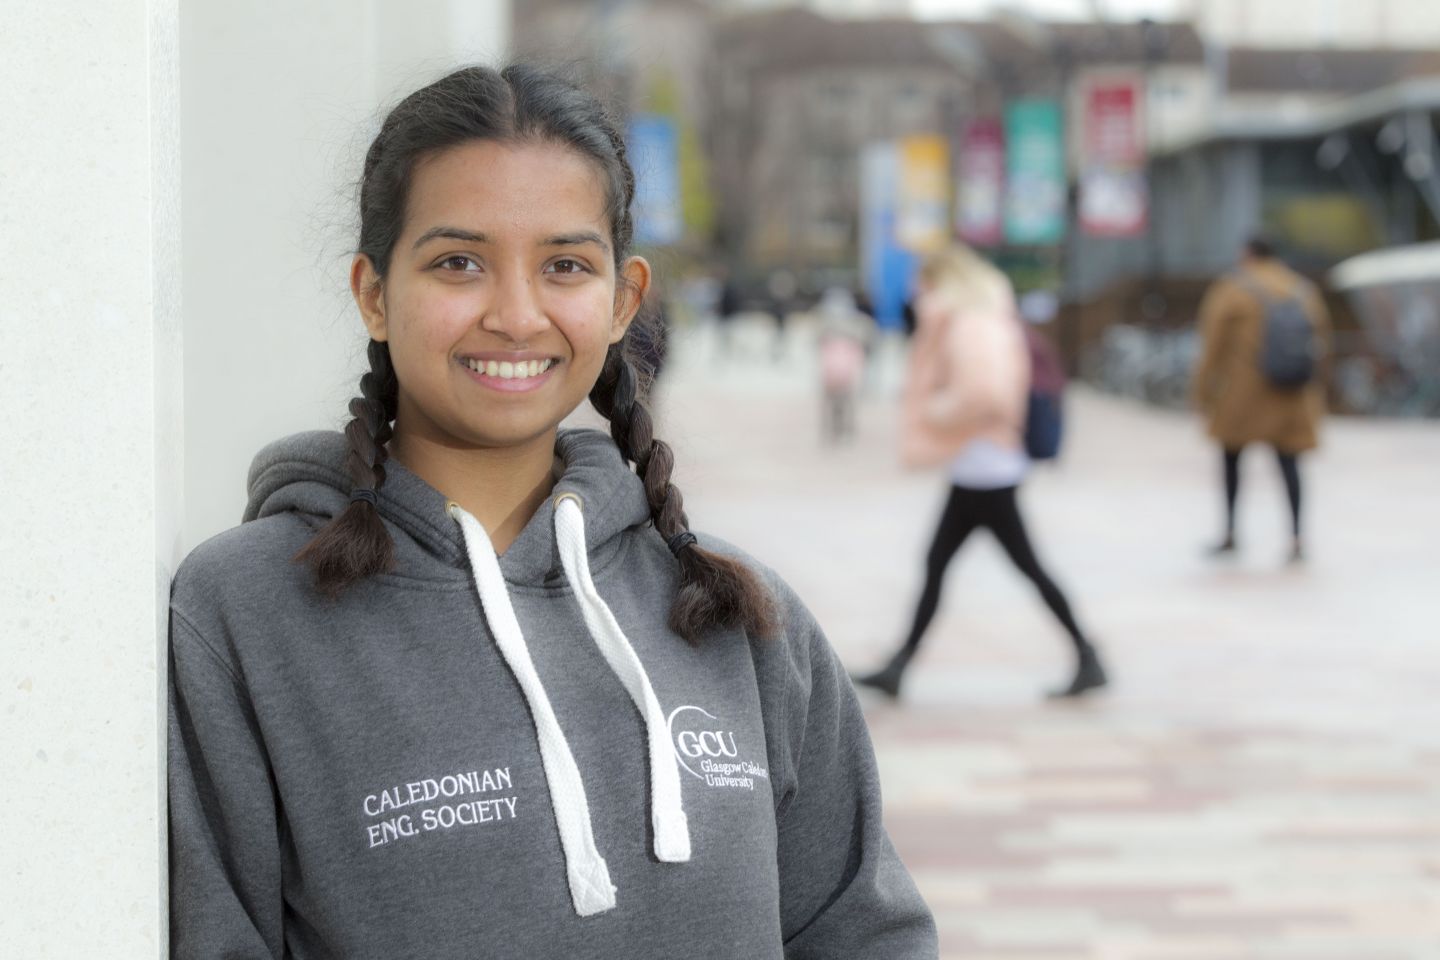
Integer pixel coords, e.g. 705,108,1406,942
168,429,937,959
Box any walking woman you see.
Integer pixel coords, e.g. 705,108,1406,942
854,246,1106,701
168,64,935,959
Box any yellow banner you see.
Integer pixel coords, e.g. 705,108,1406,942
896,135,951,253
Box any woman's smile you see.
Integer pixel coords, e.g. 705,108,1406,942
457,354,561,393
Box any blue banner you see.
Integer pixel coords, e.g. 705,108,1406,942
627,115,681,246
860,141,915,330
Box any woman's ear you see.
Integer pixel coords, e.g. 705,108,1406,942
610,255,652,344
351,254,388,342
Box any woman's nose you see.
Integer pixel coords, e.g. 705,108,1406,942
481,274,549,341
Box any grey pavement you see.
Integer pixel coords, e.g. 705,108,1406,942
648,319,1440,960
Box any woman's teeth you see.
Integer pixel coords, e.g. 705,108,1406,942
465,358,555,380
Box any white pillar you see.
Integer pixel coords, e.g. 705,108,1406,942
0,0,182,955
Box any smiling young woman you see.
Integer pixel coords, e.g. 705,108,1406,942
166,64,937,960
348,138,649,553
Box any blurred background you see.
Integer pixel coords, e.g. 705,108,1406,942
183,0,1440,957
521,3,1440,957
182,0,1440,548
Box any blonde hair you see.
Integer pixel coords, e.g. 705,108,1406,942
917,245,1015,316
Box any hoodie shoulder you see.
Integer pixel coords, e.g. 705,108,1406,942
689,532,815,645
170,513,317,625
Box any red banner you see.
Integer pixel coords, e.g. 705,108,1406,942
955,118,1004,246
1079,76,1147,237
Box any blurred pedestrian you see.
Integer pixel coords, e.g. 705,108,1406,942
714,265,741,362
766,267,798,361
853,246,1106,701
816,287,871,444
1192,236,1331,563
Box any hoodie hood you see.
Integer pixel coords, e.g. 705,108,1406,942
243,428,651,587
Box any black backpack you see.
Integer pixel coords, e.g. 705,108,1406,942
1024,391,1063,461
1236,274,1316,389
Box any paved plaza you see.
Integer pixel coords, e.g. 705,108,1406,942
653,321,1440,960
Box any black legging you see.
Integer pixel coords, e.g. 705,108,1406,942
899,485,1088,658
1223,447,1301,538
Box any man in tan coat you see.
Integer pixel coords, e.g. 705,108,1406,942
1191,236,1331,562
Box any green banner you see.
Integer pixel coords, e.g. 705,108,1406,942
1004,99,1066,245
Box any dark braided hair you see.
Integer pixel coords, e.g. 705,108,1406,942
296,63,776,642
588,343,776,642
294,339,399,594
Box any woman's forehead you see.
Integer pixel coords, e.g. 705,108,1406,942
405,140,609,240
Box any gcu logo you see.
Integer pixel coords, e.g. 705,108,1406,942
667,705,738,779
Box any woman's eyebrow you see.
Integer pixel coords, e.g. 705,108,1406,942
412,226,490,249
542,231,608,252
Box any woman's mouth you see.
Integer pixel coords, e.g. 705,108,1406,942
459,356,559,392
464,357,555,380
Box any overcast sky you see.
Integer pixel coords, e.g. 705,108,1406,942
912,0,1190,21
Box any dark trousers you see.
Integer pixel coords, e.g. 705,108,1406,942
822,389,856,443
899,484,1088,659
1223,446,1302,538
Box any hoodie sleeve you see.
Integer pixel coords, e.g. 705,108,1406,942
169,608,284,960
767,585,939,959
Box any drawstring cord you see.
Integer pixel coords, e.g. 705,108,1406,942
448,496,692,917
449,503,617,917
554,495,691,863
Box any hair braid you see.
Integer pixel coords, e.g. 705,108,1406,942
294,339,400,595
590,346,777,644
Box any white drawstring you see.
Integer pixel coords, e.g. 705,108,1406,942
449,503,617,917
554,495,692,863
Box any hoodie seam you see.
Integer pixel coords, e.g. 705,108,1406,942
773,645,800,821
370,575,472,593
170,607,246,689
765,570,799,821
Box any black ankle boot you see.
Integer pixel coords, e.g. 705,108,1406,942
1205,536,1237,558
852,652,911,699
1047,645,1108,699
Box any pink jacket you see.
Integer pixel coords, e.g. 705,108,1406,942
900,299,1030,469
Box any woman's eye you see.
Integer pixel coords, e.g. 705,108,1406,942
438,255,479,272
546,258,587,275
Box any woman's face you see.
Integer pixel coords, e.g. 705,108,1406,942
352,139,648,454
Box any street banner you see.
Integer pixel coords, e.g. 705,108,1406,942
1079,75,1148,237
896,135,951,254
956,117,1005,246
859,141,914,330
627,115,681,246
1004,99,1066,245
